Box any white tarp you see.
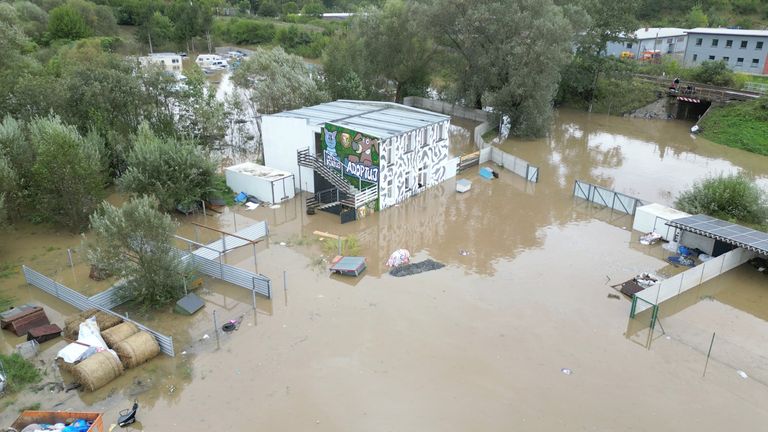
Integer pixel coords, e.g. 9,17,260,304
57,317,119,364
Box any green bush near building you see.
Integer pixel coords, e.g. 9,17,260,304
675,174,768,227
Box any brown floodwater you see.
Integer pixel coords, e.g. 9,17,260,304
1,109,768,430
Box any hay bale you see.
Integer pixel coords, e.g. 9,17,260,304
64,309,122,339
71,351,124,391
114,331,160,369
101,322,139,348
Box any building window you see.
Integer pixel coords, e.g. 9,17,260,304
626,42,633,49
736,57,744,66
695,38,702,46
708,55,715,60
711,39,719,47
752,59,759,68
693,54,698,61
757,42,764,50
667,38,673,43
438,124,447,141
723,56,730,62
740,40,748,49
677,36,685,42
386,143,392,164
726,40,733,48
405,134,414,153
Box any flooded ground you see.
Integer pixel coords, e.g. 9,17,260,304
1,109,768,430
448,116,479,157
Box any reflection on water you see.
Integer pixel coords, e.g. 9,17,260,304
499,109,768,205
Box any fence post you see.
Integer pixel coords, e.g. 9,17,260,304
703,332,716,377
251,278,257,310
67,249,74,268
219,251,224,279
233,211,237,232
213,310,220,347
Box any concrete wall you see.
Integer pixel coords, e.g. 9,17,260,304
262,115,318,193
403,96,495,150
684,33,768,74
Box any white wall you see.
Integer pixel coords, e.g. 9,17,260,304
378,120,451,210
262,115,318,193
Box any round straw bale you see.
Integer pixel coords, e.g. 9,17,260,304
114,331,160,369
64,309,123,340
102,322,139,348
71,351,124,392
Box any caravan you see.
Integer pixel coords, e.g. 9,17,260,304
195,54,229,70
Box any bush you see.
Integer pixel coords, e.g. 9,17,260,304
690,60,734,87
227,19,276,44
0,353,41,393
675,174,768,226
119,123,218,212
258,0,279,17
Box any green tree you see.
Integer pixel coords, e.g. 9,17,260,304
258,0,278,16
47,4,90,40
28,116,106,232
424,0,577,137
138,11,175,51
301,1,324,17
0,153,15,227
119,123,218,211
232,47,329,161
676,174,767,226
686,4,709,27
87,196,191,310
282,1,299,15
332,0,434,102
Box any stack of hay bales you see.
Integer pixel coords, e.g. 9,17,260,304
102,322,138,348
71,351,124,392
63,309,122,340
114,331,161,368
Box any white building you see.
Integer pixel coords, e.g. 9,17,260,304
262,100,454,222
137,52,183,74
605,28,688,61
683,28,768,75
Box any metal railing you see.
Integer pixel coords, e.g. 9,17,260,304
22,266,175,357
297,148,359,194
490,147,539,183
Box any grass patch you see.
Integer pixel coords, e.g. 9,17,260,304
699,98,768,156
481,127,499,142
18,402,41,412
0,353,42,394
321,235,361,257
0,262,18,280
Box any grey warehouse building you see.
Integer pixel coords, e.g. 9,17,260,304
683,27,768,75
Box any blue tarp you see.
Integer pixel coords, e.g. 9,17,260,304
234,192,248,203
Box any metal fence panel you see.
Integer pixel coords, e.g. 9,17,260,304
573,180,644,215
88,282,127,310
178,250,272,298
22,266,175,357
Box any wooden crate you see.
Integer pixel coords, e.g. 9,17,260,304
10,411,104,432
5,308,50,337
27,324,62,343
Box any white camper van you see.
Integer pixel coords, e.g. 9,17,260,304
195,54,229,69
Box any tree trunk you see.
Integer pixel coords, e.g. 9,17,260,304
148,31,153,54
395,82,403,103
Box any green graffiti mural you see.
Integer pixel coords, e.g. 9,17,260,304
321,123,380,187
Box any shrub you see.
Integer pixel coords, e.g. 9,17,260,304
0,353,41,393
690,60,734,87
675,174,768,226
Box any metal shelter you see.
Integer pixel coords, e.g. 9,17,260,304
667,214,768,256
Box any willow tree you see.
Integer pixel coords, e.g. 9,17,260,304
87,196,190,309
231,47,329,162
422,0,577,137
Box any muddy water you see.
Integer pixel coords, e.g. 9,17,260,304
2,110,768,430
448,116,479,157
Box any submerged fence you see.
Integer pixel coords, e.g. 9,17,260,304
630,248,756,318
490,147,539,183
22,266,175,357
178,249,272,298
573,180,644,215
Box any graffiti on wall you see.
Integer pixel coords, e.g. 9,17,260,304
322,124,380,185
379,121,451,210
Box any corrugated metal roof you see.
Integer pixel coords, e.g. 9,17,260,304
686,27,768,37
633,28,688,40
272,100,449,138
667,214,768,255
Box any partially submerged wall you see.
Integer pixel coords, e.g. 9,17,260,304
403,97,494,150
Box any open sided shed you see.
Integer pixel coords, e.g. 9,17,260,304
667,214,768,257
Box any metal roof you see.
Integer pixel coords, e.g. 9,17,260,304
272,100,450,139
667,214,768,256
686,27,768,37
633,28,688,40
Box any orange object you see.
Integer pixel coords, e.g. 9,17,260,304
11,411,104,432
